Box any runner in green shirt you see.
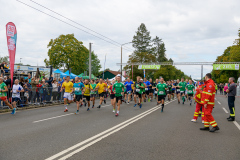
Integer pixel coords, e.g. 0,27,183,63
156,78,168,112
133,76,145,108
0,77,13,114
185,80,195,106
178,78,187,104
112,76,125,117
90,79,97,108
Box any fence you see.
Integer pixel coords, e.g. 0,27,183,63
0,87,65,109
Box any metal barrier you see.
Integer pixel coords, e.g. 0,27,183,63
0,87,65,109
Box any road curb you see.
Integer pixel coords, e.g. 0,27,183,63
0,102,65,113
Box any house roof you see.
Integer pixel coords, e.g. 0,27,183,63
105,70,129,78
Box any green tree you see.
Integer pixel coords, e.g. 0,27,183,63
0,56,9,63
44,34,89,74
212,28,240,83
132,23,152,53
152,36,168,62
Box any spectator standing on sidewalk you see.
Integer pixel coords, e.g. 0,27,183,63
30,77,39,104
224,84,228,97
226,77,236,121
52,80,58,101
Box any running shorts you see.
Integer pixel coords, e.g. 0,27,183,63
158,95,166,101
75,95,82,102
63,92,73,100
84,96,90,101
110,94,115,99
115,96,122,102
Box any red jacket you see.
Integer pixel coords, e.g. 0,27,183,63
201,79,216,106
194,84,203,104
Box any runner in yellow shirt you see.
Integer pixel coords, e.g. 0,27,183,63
60,76,73,112
95,78,107,108
82,79,93,111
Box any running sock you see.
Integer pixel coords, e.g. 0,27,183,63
182,96,185,102
77,110,79,112
65,105,68,109
117,110,119,114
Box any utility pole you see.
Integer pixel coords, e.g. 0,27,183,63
121,46,122,81
89,43,92,80
201,65,203,80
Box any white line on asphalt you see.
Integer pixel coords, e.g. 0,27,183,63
233,121,240,131
222,107,228,113
217,101,221,105
59,107,161,160
101,104,111,108
45,100,175,160
215,98,217,100
33,113,74,123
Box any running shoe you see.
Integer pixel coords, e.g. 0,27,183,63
139,104,142,108
161,108,163,112
97,105,101,108
148,99,150,102
134,104,137,107
92,105,94,108
84,103,87,107
64,109,68,112
113,109,115,113
144,99,146,102
11,108,16,115
127,102,130,104
104,99,106,104
191,119,197,122
115,113,119,117
75,111,79,115
87,108,90,111
190,103,191,106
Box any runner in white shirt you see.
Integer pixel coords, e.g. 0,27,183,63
11,79,24,114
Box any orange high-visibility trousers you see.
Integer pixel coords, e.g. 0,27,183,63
193,103,204,121
204,105,217,128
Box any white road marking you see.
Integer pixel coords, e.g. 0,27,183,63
233,121,240,131
215,98,217,100
101,104,111,108
217,101,221,105
33,113,74,123
222,107,228,113
46,100,175,160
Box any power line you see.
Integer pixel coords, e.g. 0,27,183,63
29,0,133,51
16,0,134,52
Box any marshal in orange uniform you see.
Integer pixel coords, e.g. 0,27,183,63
200,73,220,132
191,81,204,123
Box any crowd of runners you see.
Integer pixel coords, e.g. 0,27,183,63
1,73,225,132
59,76,200,116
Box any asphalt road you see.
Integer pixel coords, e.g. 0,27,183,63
0,94,239,160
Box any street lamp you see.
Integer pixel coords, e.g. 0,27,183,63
20,58,22,64
121,42,132,81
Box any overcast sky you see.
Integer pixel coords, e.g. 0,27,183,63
0,0,240,79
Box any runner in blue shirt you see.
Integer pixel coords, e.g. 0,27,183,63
144,78,151,102
124,78,133,104
73,77,84,114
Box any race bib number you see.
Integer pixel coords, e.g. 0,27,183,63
180,91,184,93
75,88,80,91
177,89,180,92
188,90,192,93
136,89,140,92
12,93,17,97
159,91,164,94
128,91,131,94
145,88,148,91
